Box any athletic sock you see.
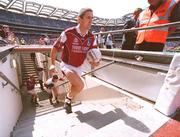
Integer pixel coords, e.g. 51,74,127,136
65,94,72,104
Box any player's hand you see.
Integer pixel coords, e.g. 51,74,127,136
90,61,100,67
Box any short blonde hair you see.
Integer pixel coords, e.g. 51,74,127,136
78,8,93,18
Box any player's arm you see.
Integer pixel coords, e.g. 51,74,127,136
50,31,66,65
50,45,58,65
50,37,61,65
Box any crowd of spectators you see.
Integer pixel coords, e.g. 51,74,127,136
0,0,180,51
0,26,58,46
0,25,19,45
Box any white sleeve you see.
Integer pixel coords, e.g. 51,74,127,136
60,31,67,43
46,78,53,85
93,35,97,46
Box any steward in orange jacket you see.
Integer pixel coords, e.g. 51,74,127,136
135,0,180,51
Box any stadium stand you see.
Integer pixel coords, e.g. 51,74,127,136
0,0,179,50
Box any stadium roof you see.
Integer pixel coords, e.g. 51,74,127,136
0,0,132,26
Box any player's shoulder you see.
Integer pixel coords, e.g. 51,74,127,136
64,26,76,33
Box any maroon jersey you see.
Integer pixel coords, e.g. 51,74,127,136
54,27,96,67
26,79,35,90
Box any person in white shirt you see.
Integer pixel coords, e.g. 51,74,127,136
44,75,59,105
97,27,106,48
105,33,113,49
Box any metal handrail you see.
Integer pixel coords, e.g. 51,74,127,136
0,71,20,93
101,48,175,57
94,21,180,35
13,45,175,57
0,45,20,93
0,45,15,60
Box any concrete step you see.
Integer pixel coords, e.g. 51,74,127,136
22,71,37,75
22,77,38,83
18,101,81,123
12,75,171,137
18,104,64,122
13,106,82,137
22,72,37,75
15,102,81,130
22,68,36,71
21,64,36,67
20,53,38,84
21,58,34,60
13,101,124,137
21,58,32,60
14,107,64,130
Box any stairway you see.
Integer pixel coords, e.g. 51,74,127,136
10,78,179,137
10,84,149,137
20,53,38,84
11,86,67,137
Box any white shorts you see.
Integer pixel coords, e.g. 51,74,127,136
60,61,83,76
27,89,36,95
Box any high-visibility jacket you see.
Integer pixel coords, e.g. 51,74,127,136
136,0,179,44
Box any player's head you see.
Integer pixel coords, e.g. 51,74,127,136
77,8,93,30
52,74,58,82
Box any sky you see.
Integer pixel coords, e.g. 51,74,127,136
28,0,149,18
